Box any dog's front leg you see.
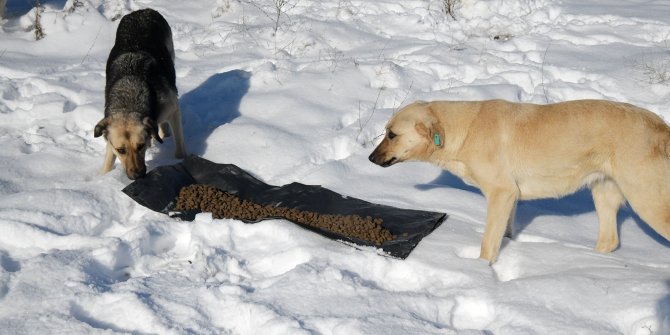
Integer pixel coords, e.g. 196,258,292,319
100,142,116,175
592,179,624,253
158,122,171,139
480,186,519,264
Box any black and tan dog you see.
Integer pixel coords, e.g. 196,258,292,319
370,99,670,263
94,8,185,179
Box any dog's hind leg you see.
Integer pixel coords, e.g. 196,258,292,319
169,106,186,159
616,161,670,246
480,185,519,264
591,178,625,253
100,142,116,175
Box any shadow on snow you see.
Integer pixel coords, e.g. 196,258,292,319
150,70,251,166
659,281,670,333
5,0,68,17
180,70,251,155
416,170,670,248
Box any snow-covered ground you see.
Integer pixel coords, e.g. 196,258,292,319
1,0,669,333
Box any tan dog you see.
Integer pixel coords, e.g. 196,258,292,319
94,9,185,179
369,99,670,263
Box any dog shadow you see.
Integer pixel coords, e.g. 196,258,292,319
3,0,102,20
515,189,595,235
623,208,670,248
659,281,670,332
416,171,670,248
151,70,251,165
415,170,481,194
4,0,67,17
180,70,251,155
517,190,670,248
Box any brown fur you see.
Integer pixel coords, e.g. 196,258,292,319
369,99,670,263
96,109,185,179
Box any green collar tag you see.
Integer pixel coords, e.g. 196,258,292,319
433,133,442,146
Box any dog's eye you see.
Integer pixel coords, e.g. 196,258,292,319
116,148,127,155
387,131,397,140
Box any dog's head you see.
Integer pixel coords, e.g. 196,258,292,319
94,115,162,179
369,102,444,167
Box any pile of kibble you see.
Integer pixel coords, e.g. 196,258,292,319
174,184,394,246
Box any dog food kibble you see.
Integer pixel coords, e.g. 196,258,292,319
174,184,394,246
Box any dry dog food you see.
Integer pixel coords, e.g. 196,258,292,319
174,184,394,246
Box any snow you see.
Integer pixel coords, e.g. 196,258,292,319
0,0,669,333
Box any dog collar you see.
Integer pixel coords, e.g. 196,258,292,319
434,133,442,146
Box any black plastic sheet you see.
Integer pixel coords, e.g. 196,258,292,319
122,155,447,259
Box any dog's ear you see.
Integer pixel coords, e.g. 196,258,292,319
426,105,445,148
415,107,445,148
143,117,163,143
430,121,445,148
415,122,431,138
94,118,109,138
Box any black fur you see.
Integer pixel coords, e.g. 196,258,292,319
103,8,176,121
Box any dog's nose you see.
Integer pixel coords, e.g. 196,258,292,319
127,167,146,180
368,153,376,163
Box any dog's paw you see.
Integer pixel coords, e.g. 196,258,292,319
479,249,499,265
594,242,618,254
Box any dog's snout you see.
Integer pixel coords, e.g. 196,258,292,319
369,150,383,166
369,150,395,167
127,167,147,180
